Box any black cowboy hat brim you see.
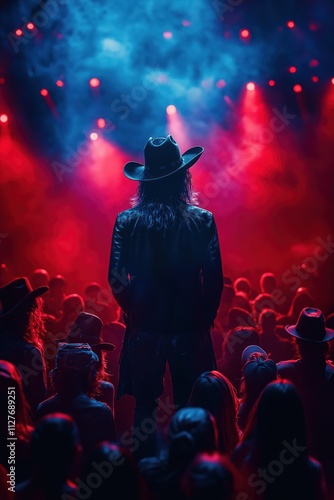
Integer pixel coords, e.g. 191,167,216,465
0,286,49,320
124,146,204,181
57,338,116,351
285,324,334,343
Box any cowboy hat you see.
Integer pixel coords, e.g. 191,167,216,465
58,312,115,351
0,277,48,319
123,135,204,181
285,307,334,343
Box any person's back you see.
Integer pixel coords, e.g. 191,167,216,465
277,307,334,492
109,135,223,459
36,343,116,461
111,203,222,335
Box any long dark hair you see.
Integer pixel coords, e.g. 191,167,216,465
131,170,198,230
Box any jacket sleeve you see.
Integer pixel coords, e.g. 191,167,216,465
201,213,224,328
108,213,131,314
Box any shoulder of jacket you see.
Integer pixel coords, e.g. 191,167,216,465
184,205,214,219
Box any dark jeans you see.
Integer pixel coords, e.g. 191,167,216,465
125,329,216,458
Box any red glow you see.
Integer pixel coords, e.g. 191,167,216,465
166,105,176,115
216,79,226,88
56,80,64,87
97,118,106,129
40,89,48,97
163,31,173,39
287,21,295,28
0,114,8,123
293,84,302,93
309,59,319,67
27,23,34,30
89,78,100,88
0,77,5,84
331,78,334,85
246,82,255,91
15,29,23,36
268,80,275,86
312,76,319,83
289,66,297,74
182,20,191,27
240,29,250,39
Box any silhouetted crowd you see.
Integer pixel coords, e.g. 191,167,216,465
0,267,333,499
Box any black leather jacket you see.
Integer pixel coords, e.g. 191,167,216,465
108,204,223,335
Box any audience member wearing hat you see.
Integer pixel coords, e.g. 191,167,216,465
59,312,116,411
277,307,334,494
0,277,48,413
36,343,116,464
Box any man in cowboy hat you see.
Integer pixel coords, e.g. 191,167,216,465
108,135,223,457
277,307,334,494
0,277,48,413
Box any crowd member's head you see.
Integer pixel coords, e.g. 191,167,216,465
221,326,260,390
80,442,145,500
238,346,277,430
167,407,218,467
242,379,308,463
59,312,115,386
259,272,277,295
0,277,47,352
288,287,314,322
30,269,50,290
51,343,100,397
285,307,334,362
233,277,253,300
252,293,276,324
231,292,251,313
61,294,85,323
181,451,235,500
187,371,239,454
226,307,255,331
29,413,80,493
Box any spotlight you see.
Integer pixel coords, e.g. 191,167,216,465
97,118,106,129
15,29,23,36
89,78,100,88
293,84,302,93
40,89,48,96
163,31,173,39
0,114,8,123
331,78,334,85
309,59,319,67
166,105,176,115
287,21,295,28
246,82,255,91
268,80,275,86
56,80,64,87
289,66,297,73
90,132,98,140
311,76,319,82
27,23,34,30
240,29,250,39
